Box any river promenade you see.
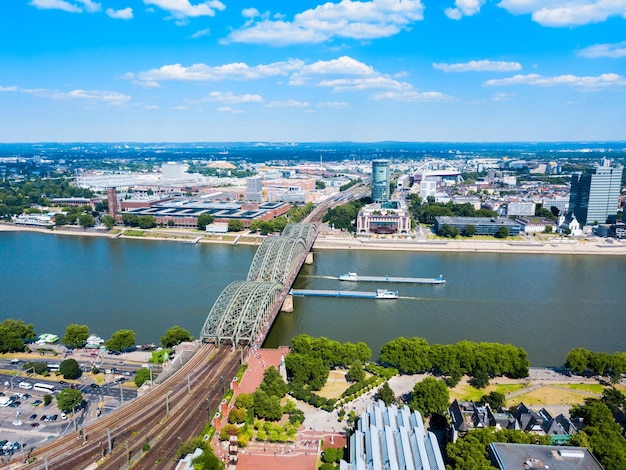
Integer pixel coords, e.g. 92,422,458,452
2,222,625,256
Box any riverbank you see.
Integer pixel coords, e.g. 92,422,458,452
2,222,625,255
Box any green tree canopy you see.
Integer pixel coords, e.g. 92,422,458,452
137,215,157,229
346,360,366,382
480,391,506,410
59,358,81,379
105,329,136,352
0,318,36,353
62,324,89,348
376,382,395,407
409,377,450,418
135,367,152,387
259,366,288,398
227,219,245,232
101,215,115,229
160,326,193,348
197,213,215,230
56,388,83,412
78,213,95,228
494,226,509,239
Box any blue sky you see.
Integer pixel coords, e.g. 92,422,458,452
1,0,625,142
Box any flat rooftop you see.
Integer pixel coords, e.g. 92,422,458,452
490,443,604,470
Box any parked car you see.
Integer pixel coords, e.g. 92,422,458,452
30,422,40,428
40,415,47,421
29,414,37,421
30,400,42,406
12,420,23,426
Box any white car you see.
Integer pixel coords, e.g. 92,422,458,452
12,420,23,426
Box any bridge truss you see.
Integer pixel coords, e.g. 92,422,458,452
200,223,317,347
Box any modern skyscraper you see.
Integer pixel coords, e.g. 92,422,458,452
371,159,390,203
568,160,623,225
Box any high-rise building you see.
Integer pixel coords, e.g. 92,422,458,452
568,160,623,225
246,177,264,203
107,187,119,217
371,159,390,203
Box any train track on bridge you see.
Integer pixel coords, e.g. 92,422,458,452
14,344,240,470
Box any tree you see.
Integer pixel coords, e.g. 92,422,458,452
101,215,115,229
160,326,193,348
315,180,326,190
346,360,365,382
227,219,245,232
105,329,136,352
259,366,287,398
376,382,395,406
565,348,591,374
59,358,81,379
135,367,152,387
480,391,505,410
78,213,95,228
192,449,225,470
463,224,476,237
409,377,450,417
197,214,215,230
0,319,36,353
62,324,89,348
56,388,83,412
24,361,48,375
137,215,157,229
43,394,53,406
494,226,509,239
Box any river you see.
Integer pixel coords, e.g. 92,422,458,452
1,231,624,367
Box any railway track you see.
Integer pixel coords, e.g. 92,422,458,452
11,343,240,470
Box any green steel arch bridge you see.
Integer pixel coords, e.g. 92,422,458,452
200,223,317,347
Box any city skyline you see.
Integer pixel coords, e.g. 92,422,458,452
1,1,625,142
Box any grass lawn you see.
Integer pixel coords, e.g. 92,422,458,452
558,383,605,393
316,370,374,400
450,383,525,402
507,387,591,407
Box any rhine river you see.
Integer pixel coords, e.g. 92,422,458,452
1,231,624,367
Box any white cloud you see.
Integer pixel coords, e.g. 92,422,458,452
265,100,310,108
445,0,486,20
318,76,412,92
226,0,425,46
2,86,130,104
579,41,626,58
76,0,101,13
485,72,626,90
498,0,626,27
200,91,263,103
433,60,522,72
143,105,159,109
317,101,351,108
106,7,133,20
191,28,211,38
130,59,305,85
0,86,18,92
289,56,376,85
217,107,245,113
144,0,225,21
29,0,83,13
171,105,188,110
371,90,452,101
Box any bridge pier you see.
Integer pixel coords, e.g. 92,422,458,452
281,294,294,313
305,252,314,264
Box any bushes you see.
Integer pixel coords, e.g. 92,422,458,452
341,377,378,398
289,384,337,410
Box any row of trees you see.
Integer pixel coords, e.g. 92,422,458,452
285,335,372,390
0,319,192,355
407,194,498,225
565,348,626,383
0,177,94,219
322,197,370,232
380,337,529,387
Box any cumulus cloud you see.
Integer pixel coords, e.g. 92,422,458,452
199,91,263,103
191,28,211,38
265,100,310,108
579,41,626,58
289,56,376,85
445,0,486,20
485,72,626,90
433,60,522,72
217,107,245,113
144,0,225,21
371,90,452,101
1,86,131,104
225,0,425,46
129,59,305,85
317,101,351,108
106,7,133,19
29,0,92,13
498,0,626,27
